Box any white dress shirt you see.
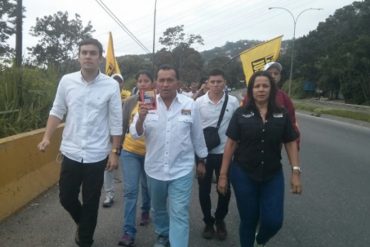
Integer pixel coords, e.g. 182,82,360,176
50,71,123,163
195,92,239,154
130,93,208,181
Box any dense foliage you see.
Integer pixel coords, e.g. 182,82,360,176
27,11,94,74
291,0,370,104
0,66,58,138
0,0,17,58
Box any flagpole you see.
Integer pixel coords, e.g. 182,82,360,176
268,7,322,96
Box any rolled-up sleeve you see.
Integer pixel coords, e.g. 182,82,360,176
191,103,208,158
109,83,123,136
129,112,144,139
49,77,67,120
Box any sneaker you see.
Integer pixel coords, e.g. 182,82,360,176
74,228,80,246
118,233,135,247
139,212,150,226
254,241,265,247
215,220,227,240
102,196,114,208
202,224,215,239
153,235,170,247
254,234,265,247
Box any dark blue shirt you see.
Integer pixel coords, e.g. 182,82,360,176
226,107,298,181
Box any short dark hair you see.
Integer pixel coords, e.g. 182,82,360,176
156,64,179,80
78,38,103,57
208,69,225,79
136,70,154,82
246,70,281,115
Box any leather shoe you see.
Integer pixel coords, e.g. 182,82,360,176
216,221,227,240
202,224,215,239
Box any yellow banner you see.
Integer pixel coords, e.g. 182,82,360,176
240,36,282,84
105,32,121,76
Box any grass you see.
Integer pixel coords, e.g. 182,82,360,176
0,67,58,138
294,102,370,123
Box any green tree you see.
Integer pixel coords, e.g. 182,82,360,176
28,11,94,72
205,56,244,89
159,25,203,51
289,0,370,103
0,0,17,57
157,25,204,82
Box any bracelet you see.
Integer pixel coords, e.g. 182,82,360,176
219,175,228,179
292,166,301,174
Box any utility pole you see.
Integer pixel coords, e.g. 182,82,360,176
152,0,158,74
15,0,23,106
268,7,322,96
15,0,23,67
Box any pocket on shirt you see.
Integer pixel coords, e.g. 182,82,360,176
146,113,159,121
178,116,193,124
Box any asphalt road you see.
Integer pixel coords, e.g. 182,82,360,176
1,113,370,247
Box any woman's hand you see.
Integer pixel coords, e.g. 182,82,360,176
217,175,228,195
291,173,302,194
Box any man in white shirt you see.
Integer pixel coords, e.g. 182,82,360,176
131,64,208,247
195,69,239,241
37,38,122,247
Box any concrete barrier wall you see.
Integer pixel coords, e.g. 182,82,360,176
0,126,63,221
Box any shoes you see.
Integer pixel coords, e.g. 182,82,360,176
215,220,227,240
202,224,215,239
153,235,170,247
75,228,80,246
102,196,114,208
118,233,135,247
139,212,150,226
254,241,265,247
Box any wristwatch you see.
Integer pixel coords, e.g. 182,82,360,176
198,158,207,164
111,147,121,156
292,166,301,174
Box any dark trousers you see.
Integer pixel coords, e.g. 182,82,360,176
59,156,106,247
197,153,231,225
230,163,284,247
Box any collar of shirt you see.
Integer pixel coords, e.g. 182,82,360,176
79,70,102,84
205,91,226,105
157,92,184,107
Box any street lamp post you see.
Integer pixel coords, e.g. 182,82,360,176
152,0,158,73
268,7,322,96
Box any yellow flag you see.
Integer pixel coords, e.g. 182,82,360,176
240,36,282,84
105,32,121,76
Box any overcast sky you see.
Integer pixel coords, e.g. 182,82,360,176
17,0,356,57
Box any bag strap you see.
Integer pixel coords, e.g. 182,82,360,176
216,93,228,128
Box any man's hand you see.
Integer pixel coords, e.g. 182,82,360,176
196,162,206,179
106,153,119,171
37,139,50,152
138,102,150,122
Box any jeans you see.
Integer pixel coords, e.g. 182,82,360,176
103,170,115,199
59,155,106,247
230,163,284,247
147,171,193,247
120,150,150,237
198,153,231,225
